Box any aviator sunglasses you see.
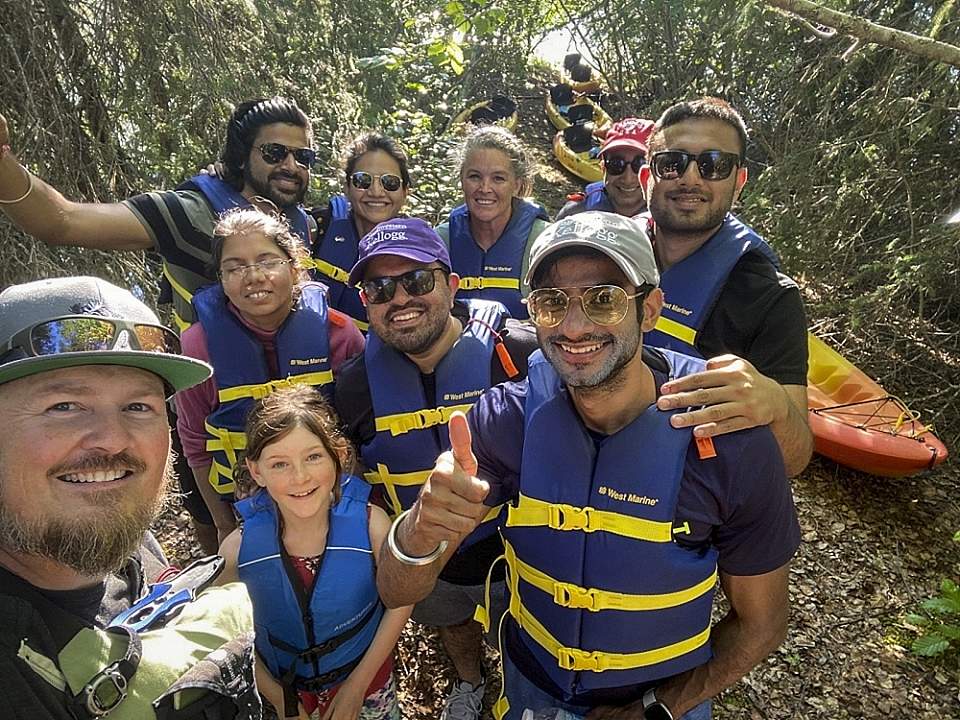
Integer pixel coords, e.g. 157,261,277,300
2,316,180,361
361,268,447,304
349,171,404,192
525,285,649,328
604,155,646,176
649,150,741,181
258,142,318,169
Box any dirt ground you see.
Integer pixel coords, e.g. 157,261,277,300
154,90,960,719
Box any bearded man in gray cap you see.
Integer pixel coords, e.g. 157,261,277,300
377,212,800,720
0,276,258,719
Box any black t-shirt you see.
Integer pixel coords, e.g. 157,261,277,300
694,251,808,386
334,302,540,585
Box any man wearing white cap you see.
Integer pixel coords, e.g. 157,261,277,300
0,276,258,719
377,212,799,720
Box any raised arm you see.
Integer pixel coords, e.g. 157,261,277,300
376,412,490,608
657,355,813,477
0,112,152,250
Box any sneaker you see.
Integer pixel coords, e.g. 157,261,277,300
440,678,485,720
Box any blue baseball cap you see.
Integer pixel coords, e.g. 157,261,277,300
348,218,452,286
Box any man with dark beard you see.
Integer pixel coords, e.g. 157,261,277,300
0,275,259,720
376,212,799,720
334,218,539,720
638,98,812,477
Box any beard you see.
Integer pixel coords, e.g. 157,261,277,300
243,165,306,208
373,299,452,355
648,185,736,236
0,452,175,576
540,322,641,392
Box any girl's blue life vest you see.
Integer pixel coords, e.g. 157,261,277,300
360,299,508,548
447,198,550,319
236,476,383,695
501,350,718,697
303,195,368,331
194,282,334,498
583,181,613,212
644,212,780,357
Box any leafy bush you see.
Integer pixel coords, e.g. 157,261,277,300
907,531,960,658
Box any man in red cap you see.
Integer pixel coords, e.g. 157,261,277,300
555,117,655,220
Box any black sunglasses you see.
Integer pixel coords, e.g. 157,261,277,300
2,316,180,360
604,155,646,176
650,150,741,181
350,172,404,192
361,268,447,304
258,142,318,169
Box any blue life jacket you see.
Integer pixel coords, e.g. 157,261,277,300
645,213,780,358
181,173,311,247
235,476,383,694
305,195,368,332
360,299,508,548
502,350,718,697
447,199,550,318
583,181,613,212
195,282,333,497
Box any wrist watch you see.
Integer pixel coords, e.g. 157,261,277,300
641,688,674,720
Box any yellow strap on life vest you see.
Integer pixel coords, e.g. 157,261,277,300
301,257,351,284
654,316,697,346
457,276,520,291
204,421,247,477
207,461,236,495
364,464,503,524
506,494,674,543
352,317,369,332
217,371,333,403
162,262,194,303
374,403,474,437
503,540,717,612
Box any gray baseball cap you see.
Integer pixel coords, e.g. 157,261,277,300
524,211,659,288
0,276,211,392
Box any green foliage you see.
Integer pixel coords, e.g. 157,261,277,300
908,533,960,658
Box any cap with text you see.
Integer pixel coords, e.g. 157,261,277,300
348,218,451,286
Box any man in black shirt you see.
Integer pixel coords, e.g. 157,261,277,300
640,98,812,476
0,276,256,719
334,218,538,720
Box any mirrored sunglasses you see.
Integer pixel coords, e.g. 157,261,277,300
350,171,403,192
3,316,181,359
525,285,645,328
361,268,446,304
649,150,741,181
258,142,318,168
604,155,646,176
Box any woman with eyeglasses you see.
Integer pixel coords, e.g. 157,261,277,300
435,126,551,319
176,208,365,543
305,133,412,332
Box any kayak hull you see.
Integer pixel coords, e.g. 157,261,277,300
545,94,612,133
552,131,603,182
451,98,518,131
807,333,948,477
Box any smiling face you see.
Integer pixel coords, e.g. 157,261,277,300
247,424,340,522
603,149,647,217
641,117,747,247
345,149,409,237
460,148,523,226
361,254,458,355
219,229,299,330
536,254,659,390
0,365,171,577
243,122,312,208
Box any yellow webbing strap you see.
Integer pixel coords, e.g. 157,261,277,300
457,276,520,291
217,372,333,403
374,403,473,438
301,257,351,284
654,316,697,346
171,310,191,332
207,461,236,496
364,465,502,523
162,262,194,303
205,421,247,470
503,541,717,612
352,317,369,332
506,494,674,543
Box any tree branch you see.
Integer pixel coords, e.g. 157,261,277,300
764,0,960,68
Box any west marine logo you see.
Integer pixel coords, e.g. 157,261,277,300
289,357,328,366
664,302,693,316
597,485,659,506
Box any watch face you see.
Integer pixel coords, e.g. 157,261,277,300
644,701,673,720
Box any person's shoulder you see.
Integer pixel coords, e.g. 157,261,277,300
502,318,539,357
554,197,586,221
730,249,800,291
335,350,368,394
688,423,786,502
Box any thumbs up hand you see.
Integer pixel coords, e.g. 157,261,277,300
400,412,490,557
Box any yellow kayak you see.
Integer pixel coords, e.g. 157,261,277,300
546,84,612,133
552,125,603,182
450,96,518,131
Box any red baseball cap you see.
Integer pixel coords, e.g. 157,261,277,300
600,117,655,156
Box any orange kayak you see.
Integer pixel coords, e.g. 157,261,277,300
807,332,948,477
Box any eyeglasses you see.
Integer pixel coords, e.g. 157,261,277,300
258,142,318,169
220,257,294,282
525,285,645,328
604,155,646,176
361,268,446,304
649,150,741,181
3,317,180,359
349,172,403,192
